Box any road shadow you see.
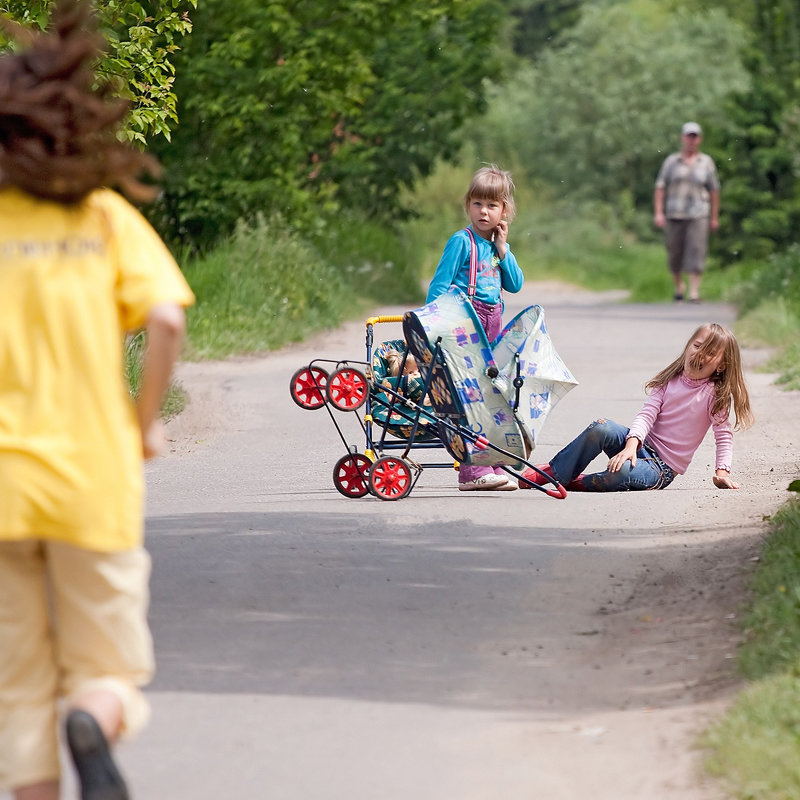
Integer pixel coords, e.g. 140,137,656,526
144,510,757,715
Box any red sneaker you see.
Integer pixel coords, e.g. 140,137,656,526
565,474,587,491
518,465,554,489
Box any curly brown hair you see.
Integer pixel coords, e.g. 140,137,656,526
0,0,159,204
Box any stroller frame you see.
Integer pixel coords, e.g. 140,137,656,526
289,315,566,501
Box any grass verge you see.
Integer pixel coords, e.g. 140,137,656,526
124,332,186,420
182,212,424,360
703,496,800,799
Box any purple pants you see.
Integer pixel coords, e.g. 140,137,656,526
458,298,506,484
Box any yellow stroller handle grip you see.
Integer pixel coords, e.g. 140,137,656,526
366,315,404,326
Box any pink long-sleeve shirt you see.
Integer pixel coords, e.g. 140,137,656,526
626,374,733,474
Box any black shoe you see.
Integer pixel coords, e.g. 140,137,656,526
65,710,130,800
673,293,684,302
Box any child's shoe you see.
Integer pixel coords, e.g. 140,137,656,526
459,473,509,491
66,709,130,800
518,465,554,489
566,474,588,491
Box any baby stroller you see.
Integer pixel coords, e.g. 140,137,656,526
289,316,458,500
289,288,578,500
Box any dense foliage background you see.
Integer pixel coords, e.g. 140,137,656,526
0,0,197,143
6,0,797,267
146,0,506,251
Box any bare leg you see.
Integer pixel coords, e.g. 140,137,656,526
688,272,702,301
14,781,59,800
68,689,124,742
672,272,685,298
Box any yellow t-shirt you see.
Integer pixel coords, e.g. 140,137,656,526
0,187,195,551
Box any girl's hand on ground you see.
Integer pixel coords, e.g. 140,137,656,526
713,472,739,489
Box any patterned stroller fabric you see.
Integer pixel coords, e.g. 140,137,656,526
371,339,438,440
403,287,578,466
492,304,579,449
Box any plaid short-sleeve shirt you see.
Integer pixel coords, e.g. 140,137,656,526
655,152,719,219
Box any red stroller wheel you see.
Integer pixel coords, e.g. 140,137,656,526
333,454,372,498
327,367,368,411
290,366,329,410
369,456,413,501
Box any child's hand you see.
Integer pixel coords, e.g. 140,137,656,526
607,436,639,473
494,219,509,258
713,470,739,489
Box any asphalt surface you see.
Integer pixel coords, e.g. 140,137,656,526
23,283,800,799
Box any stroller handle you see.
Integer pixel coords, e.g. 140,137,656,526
366,315,405,326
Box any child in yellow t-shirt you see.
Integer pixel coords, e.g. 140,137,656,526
0,3,194,799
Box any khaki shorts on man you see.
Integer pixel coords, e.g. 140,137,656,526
665,216,709,275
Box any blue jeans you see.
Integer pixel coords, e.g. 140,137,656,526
550,419,676,492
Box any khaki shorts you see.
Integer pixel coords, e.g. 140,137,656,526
665,217,709,275
0,540,154,789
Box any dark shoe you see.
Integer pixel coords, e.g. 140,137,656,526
518,464,553,489
673,293,684,302
66,710,130,800
689,297,701,304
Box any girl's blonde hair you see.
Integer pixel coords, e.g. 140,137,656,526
647,322,754,430
464,165,516,221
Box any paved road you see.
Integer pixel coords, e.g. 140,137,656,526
34,284,800,799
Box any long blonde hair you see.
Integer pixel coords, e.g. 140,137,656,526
647,323,754,430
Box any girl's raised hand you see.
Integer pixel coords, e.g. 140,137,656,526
494,219,509,258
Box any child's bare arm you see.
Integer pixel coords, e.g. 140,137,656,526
136,303,187,459
713,469,739,490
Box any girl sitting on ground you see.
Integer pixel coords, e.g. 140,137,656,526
520,322,753,492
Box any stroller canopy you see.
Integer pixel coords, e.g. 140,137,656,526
403,287,578,467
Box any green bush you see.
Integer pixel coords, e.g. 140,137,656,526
183,212,424,360
124,333,185,420
704,497,800,800
729,245,800,316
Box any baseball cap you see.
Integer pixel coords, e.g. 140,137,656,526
682,121,702,136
